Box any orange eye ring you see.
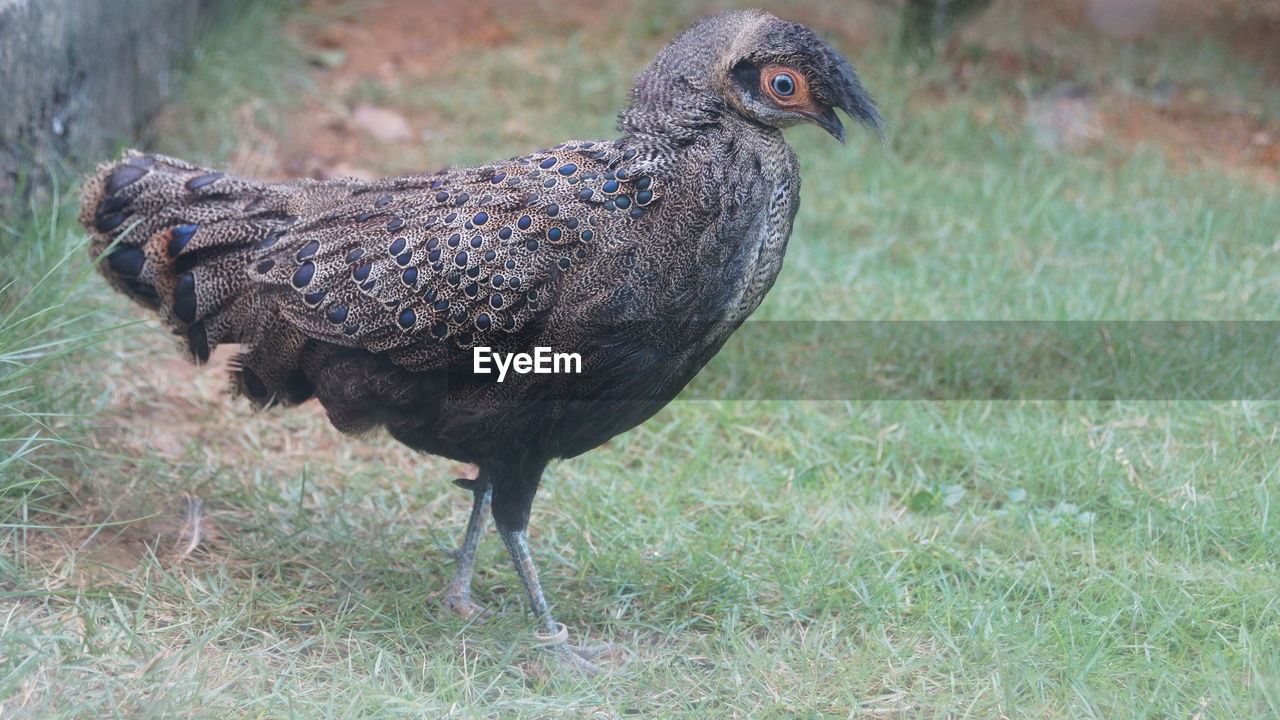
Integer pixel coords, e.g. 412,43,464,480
761,65,812,108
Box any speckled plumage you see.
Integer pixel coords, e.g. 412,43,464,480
80,10,879,672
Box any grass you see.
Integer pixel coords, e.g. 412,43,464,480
2,1,1279,717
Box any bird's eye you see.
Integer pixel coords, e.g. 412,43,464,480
771,73,796,97
759,65,810,106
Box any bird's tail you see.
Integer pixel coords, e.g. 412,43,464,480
79,151,327,408
78,150,300,365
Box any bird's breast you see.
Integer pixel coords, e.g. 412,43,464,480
697,148,799,340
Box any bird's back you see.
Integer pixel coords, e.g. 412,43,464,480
80,125,795,463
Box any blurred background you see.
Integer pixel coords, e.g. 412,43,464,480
3,0,1277,196
2,1,1278,717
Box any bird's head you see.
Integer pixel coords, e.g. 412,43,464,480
620,10,883,144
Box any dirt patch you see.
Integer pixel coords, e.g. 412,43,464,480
1158,0,1280,82
232,0,1280,186
265,0,604,180
1019,0,1280,58
1227,17,1280,84
18,488,202,593
1016,81,1280,184
939,0,1280,184
1106,94,1280,184
305,0,520,83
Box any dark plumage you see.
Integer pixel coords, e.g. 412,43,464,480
79,10,880,673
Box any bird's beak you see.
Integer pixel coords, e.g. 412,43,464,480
805,108,847,143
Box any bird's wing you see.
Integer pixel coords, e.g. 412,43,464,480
249,141,662,370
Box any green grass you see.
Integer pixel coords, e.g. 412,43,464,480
2,1,1279,718
0,188,126,586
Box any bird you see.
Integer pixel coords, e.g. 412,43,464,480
79,9,880,674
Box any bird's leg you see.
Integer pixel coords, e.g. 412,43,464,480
443,479,492,620
499,527,617,675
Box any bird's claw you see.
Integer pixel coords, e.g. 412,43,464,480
570,642,617,662
553,641,625,675
556,644,605,675
536,622,625,675
443,593,492,621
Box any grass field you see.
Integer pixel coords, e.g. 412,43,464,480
2,1,1279,717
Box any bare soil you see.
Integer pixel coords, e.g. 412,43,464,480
266,0,604,180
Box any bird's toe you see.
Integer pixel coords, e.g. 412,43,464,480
551,642,628,675
570,642,620,662
535,622,626,675
443,593,492,621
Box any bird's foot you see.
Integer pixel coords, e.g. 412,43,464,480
443,592,492,621
555,644,607,676
536,622,626,676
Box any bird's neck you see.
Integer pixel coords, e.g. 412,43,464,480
619,102,792,168
617,82,728,151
